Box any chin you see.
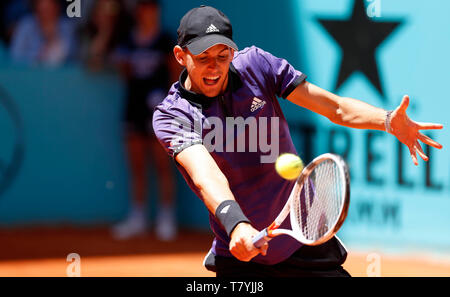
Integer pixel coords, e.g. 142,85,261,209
203,91,220,98
203,82,226,98
201,86,221,98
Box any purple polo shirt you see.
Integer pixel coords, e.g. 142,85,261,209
153,46,307,265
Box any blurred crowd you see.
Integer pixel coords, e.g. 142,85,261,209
0,0,182,241
0,0,174,69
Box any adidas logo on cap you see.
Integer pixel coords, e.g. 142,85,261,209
206,24,220,34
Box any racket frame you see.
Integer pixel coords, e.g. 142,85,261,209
253,153,350,248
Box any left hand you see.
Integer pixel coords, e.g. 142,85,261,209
389,95,443,165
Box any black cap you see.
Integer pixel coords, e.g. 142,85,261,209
177,5,238,55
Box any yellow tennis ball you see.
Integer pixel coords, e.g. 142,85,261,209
275,153,304,180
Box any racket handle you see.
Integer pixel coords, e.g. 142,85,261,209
252,228,272,248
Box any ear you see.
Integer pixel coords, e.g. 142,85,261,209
229,48,235,62
173,46,186,67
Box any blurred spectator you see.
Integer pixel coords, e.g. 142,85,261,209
79,0,131,72
112,0,182,241
0,0,30,45
9,0,77,66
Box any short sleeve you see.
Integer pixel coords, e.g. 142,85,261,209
152,101,203,158
254,47,307,99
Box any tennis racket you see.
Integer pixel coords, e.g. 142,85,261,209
253,153,350,248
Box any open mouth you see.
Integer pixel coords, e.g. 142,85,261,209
203,76,220,86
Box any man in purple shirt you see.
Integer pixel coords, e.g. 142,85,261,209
153,6,443,277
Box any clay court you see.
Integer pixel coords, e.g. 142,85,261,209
0,227,449,277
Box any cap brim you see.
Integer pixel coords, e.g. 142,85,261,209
186,34,238,56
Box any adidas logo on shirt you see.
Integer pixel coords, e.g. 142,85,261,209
250,97,266,112
206,24,220,34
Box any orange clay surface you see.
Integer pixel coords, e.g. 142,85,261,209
0,227,449,277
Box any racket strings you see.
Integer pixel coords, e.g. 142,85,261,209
294,160,344,242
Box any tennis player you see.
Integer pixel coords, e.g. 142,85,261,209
152,6,443,277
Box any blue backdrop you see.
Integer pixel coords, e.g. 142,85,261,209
288,0,449,252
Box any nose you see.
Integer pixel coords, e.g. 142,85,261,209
207,58,219,70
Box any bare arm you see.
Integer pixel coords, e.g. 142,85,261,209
175,144,234,213
175,144,267,261
287,81,443,165
287,81,387,130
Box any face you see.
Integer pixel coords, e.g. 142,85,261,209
174,44,234,98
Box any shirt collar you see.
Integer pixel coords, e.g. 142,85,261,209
178,63,243,108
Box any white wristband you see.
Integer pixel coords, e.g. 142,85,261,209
385,110,393,134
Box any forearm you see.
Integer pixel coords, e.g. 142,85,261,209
331,96,387,131
175,145,234,214
195,173,236,214
195,172,253,239
288,82,388,131
176,145,251,237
